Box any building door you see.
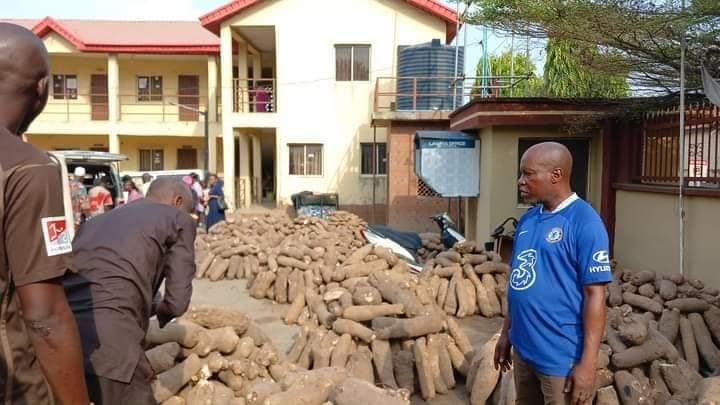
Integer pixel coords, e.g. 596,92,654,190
178,75,199,121
177,148,198,170
518,138,591,201
90,74,108,121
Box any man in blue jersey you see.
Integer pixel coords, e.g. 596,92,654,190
494,142,611,405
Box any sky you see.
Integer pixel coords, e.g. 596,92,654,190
2,0,546,78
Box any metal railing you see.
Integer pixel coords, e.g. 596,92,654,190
641,100,720,188
233,78,276,113
38,92,215,122
118,93,211,122
374,75,532,112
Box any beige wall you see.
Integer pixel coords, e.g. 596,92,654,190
118,136,205,172
118,57,210,123
39,55,107,122
27,134,109,150
222,0,447,206
614,190,720,287
466,125,604,242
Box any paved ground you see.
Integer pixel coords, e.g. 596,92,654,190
191,278,505,405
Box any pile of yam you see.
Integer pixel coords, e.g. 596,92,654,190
417,241,510,319
596,268,720,404
145,305,406,405
417,232,446,261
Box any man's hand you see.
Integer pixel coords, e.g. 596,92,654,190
493,329,512,373
564,359,596,405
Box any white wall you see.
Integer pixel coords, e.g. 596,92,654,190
224,0,447,205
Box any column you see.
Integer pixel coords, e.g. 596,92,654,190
252,53,262,81
207,55,218,173
252,133,262,202
108,54,120,154
220,25,236,208
237,42,249,112
238,131,252,207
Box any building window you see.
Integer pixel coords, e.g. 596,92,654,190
139,149,164,171
517,139,589,203
289,144,323,176
335,45,370,81
360,143,387,175
137,76,163,102
52,74,78,100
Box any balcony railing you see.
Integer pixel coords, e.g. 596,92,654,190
373,75,532,113
232,78,276,113
38,92,215,122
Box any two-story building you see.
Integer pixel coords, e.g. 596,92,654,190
6,0,458,217
3,17,222,174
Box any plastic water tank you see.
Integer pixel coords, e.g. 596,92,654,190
397,39,464,111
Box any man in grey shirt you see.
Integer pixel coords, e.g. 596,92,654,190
63,178,197,404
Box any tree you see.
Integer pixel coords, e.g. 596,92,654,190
468,0,720,93
473,50,543,97
543,38,629,98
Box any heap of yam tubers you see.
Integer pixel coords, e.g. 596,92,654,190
145,305,406,405
597,268,720,404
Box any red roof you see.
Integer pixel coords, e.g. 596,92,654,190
199,0,459,43
2,17,220,55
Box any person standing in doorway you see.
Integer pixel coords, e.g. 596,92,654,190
140,172,153,196
205,173,226,230
0,22,88,404
190,172,205,226
494,142,611,405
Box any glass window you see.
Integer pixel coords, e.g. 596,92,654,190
335,45,370,82
289,144,323,176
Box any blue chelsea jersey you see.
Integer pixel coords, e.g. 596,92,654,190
507,195,612,376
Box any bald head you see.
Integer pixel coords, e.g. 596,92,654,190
147,178,193,214
523,142,573,179
0,23,50,134
517,142,574,209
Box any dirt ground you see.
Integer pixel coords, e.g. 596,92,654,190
191,278,505,405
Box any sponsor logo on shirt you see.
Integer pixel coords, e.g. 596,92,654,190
589,250,612,273
510,249,537,291
545,227,563,243
517,230,529,237
593,250,610,264
41,217,72,256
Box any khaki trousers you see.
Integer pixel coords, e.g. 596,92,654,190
513,352,571,405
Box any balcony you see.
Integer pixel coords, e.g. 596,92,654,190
31,92,220,137
232,78,276,113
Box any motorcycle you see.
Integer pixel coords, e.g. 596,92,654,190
360,212,466,273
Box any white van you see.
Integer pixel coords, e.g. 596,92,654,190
48,150,127,240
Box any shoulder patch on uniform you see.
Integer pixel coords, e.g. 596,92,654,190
41,217,72,256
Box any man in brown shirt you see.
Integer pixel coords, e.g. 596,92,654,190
0,23,89,404
63,178,196,404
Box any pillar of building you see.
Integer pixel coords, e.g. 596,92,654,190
107,53,120,154
238,131,252,207
237,42,249,112
207,55,218,173
220,25,236,209
252,133,262,202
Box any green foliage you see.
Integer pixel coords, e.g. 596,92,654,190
543,39,629,98
468,0,720,92
473,51,543,97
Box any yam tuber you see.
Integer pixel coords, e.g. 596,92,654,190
329,377,409,405
284,290,305,325
413,337,435,400
368,272,424,317
146,342,182,374
679,315,700,371
704,306,720,345
468,334,501,405
152,354,204,403
146,319,203,349
371,339,398,389
689,312,720,371
659,309,681,344
342,304,404,322
334,319,376,343
346,345,374,384
665,298,711,313
622,292,663,314
611,328,678,369
330,333,353,368
181,305,250,335
372,310,444,340
393,348,415,394
352,286,382,306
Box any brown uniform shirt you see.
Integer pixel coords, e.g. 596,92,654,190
63,199,196,383
0,127,75,404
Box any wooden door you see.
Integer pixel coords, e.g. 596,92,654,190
178,75,199,121
177,148,198,170
90,74,108,121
